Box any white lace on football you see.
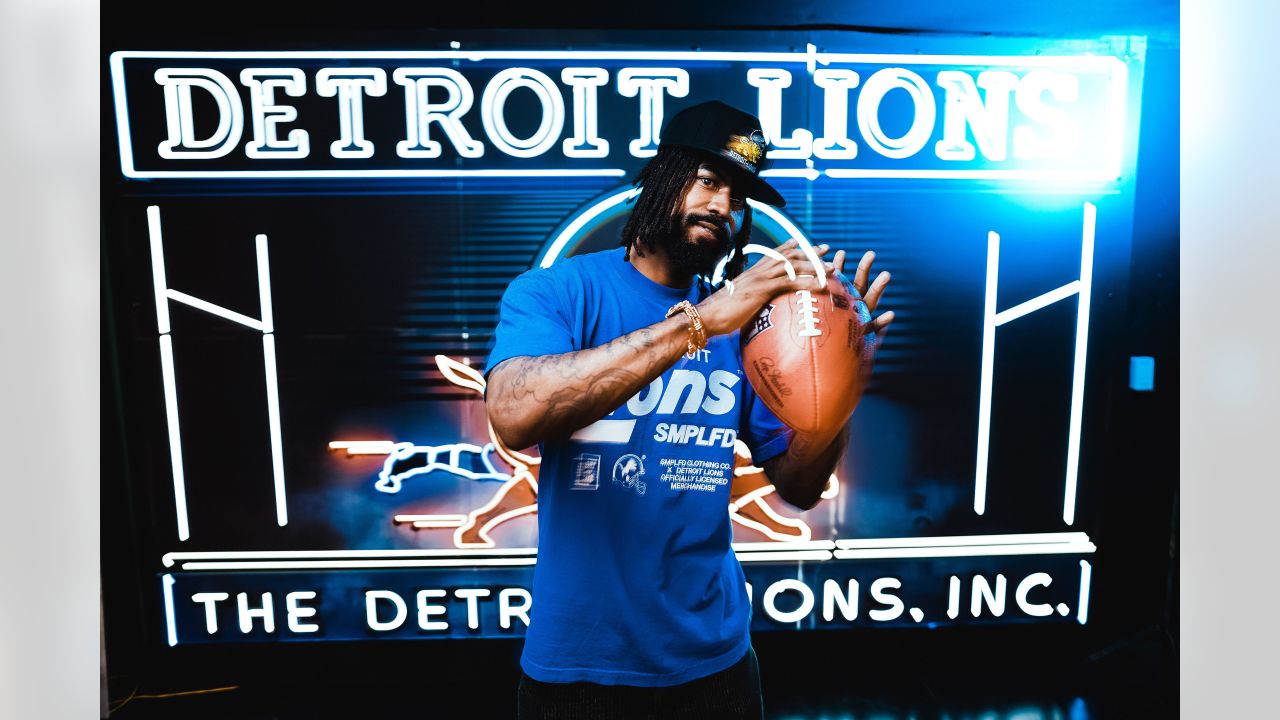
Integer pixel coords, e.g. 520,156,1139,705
794,290,822,337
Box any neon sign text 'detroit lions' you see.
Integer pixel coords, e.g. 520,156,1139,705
110,49,1128,181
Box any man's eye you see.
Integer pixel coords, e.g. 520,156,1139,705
698,176,714,186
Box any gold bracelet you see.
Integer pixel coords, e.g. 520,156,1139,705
666,300,707,355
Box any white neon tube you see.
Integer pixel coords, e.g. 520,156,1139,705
255,232,287,527
111,50,1125,68
165,290,265,331
539,187,639,267
748,202,827,286
824,168,1118,182
732,540,835,552
394,514,468,524
833,541,1095,560
162,574,179,646
158,335,190,541
329,440,398,455
255,234,274,333
1063,202,1096,525
263,334,288,527
834,531,1091,549
177,545,1095,569
1077,559,1092,624
146,206,171,334
182,558,539,570
741,244,798,280
112,54,138,180
161,533,1095,570
122,167,1122,182
736,550,833,563
149,206,190,542
162,547,540,567
992,280,1080,326
974,231,1000,515
410,519,469,528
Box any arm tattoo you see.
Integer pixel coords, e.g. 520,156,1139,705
488,319,686,446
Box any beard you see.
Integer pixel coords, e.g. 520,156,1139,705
653,211,734,277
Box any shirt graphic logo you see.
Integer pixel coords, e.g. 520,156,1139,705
612,454,647,495
572,453,601,490
743,304,775,346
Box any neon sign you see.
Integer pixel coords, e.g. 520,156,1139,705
111,49,1129,180
113,32,1149,645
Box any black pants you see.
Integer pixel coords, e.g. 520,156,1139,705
517,647,763,720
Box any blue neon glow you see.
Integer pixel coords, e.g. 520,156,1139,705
1129,356,1155,391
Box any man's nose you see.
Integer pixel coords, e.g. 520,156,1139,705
706,187,731,216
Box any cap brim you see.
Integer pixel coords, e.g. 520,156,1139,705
687,146,787,208
670,144,788,207
740,172,786,208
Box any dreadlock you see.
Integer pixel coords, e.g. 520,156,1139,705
619,146,754,282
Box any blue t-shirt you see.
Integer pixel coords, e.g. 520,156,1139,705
485,247,791,687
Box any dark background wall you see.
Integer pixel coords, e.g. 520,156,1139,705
102,2,1178,716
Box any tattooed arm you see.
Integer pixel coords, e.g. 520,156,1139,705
486,315,694,450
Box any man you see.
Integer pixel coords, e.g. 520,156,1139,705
484,100,893,718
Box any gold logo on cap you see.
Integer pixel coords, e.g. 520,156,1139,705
726,133,765,166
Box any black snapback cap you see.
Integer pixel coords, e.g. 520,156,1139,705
658,100,786,208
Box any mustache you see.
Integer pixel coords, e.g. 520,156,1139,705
683,213,729,241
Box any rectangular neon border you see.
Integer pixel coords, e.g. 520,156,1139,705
110,49,1128,181
161,531,1095,571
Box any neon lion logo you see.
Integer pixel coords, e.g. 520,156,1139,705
329,356,540,548
330,355,839,547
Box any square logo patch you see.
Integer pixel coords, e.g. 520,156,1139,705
571,453,601,490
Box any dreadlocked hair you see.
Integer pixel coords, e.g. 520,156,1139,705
619,146,754,282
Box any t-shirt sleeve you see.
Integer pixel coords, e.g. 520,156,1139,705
740,377,793,465
484,268,576,384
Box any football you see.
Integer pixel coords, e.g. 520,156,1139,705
740,271,873,434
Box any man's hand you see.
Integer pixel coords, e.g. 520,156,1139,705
847,248,895,338
697,239,834,337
